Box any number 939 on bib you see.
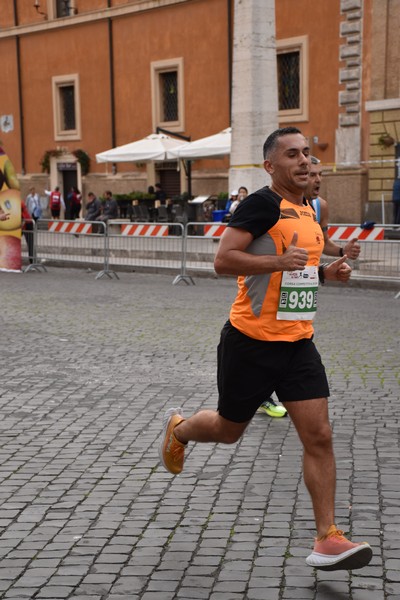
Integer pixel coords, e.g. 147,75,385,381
277,266,319,321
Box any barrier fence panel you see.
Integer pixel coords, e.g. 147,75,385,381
183,221,400,283
21,218,399,285
21,218,46,273
181,222,225,282
326,224,400,281
29,219,108,275
106,221,186,282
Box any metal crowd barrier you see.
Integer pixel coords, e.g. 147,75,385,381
180,221,400,283
105,220,186,283
21,219,400,287
323,223,400,282
22,219,112,279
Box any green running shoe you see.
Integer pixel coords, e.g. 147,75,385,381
258,398,287,418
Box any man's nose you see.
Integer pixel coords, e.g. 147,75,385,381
300,152,309,164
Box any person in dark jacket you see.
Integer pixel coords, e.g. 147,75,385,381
97,191,118,222
85,192,102,221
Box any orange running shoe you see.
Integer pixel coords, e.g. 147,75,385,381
159,407,186,474
306,525,372,571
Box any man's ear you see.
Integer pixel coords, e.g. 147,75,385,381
264,159,274,175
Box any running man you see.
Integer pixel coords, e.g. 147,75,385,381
159,127,372,571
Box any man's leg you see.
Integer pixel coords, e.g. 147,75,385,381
283,397,372,571
175,410,249,445
282,397,335,537
159,409,250,474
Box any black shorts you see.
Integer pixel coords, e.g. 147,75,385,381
217,321,330,423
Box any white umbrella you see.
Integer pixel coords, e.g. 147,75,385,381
96,133,186,163
167,127,231,160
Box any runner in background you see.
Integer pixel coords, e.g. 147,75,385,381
259,155,362,418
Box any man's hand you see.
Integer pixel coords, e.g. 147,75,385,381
280,232,308,271
343,238,361,260
324,255,352,283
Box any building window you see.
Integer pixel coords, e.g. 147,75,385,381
151,58,184,132
160,71,178,122
276,36,309,122
52,74,81,141
55,0,69,17
278,51,300,110
59,85,76,130
47,0,76,18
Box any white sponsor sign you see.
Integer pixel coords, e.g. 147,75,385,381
0,115,14,133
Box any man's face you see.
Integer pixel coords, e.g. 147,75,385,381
264,133,310,193
305,164,323,199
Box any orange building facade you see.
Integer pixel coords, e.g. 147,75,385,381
0,0,397,222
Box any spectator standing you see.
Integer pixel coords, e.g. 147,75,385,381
155,183,167,205
69,187,82,220
393,173,400,225
238,186,248,201
45,186,65,220
21,199,34,264
118,196,130,219
225,190,238,212
25,187,42,221
229,186,248,215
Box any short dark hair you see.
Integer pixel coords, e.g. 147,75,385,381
263,127,302,160
310,156,320,165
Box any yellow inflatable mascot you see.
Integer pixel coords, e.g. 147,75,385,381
0,147,22,272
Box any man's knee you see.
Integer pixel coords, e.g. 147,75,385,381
215,417,248,444
304,423,333,454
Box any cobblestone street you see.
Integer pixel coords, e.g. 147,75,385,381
0,268,399,600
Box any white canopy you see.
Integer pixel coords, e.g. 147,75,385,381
167,128,231,160
96,133,186,163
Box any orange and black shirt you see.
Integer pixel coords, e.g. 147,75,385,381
227,186,324,342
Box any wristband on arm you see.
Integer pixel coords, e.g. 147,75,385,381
318,263,329,285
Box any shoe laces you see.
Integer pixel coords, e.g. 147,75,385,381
319,526,345,542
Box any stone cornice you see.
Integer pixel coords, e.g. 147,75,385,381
365,98,400,111
0,0,192,38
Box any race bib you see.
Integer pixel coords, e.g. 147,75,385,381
277,266,319,321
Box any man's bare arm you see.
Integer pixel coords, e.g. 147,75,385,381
214,227,308,275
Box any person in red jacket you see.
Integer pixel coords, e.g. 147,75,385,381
45,186,65,219
21,199,34,264
69,186,82,220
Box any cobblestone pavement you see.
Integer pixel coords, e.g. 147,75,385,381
0,268,399,600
